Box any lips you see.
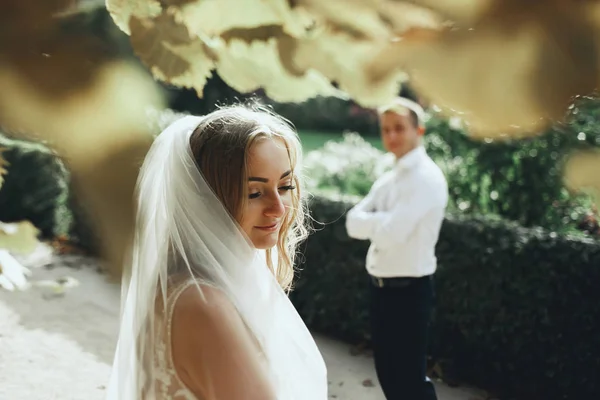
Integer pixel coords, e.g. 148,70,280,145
255,222,280,232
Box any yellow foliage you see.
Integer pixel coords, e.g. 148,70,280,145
105,0,600,136
0,1,165,280
0,220,40,254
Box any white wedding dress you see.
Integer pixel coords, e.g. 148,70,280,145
151,279,199,400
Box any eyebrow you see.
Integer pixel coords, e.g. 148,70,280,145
248,170,292,183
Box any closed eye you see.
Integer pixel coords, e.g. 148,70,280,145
248,185,296,200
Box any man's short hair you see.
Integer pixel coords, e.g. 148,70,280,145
377,97,426,128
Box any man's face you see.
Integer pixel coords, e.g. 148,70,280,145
380,111,424,159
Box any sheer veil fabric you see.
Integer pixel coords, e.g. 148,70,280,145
106,115,328,399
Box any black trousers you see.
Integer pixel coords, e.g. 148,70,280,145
369,275,438,400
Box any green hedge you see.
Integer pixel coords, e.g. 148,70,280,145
291,195,600,400
0,134,71,237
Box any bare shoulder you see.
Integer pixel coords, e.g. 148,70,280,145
172,282,238,332
170,283,241,381
169,282,276,399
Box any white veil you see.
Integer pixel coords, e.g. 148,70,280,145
106,115,327,399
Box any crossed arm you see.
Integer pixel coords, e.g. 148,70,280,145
345,181,445,249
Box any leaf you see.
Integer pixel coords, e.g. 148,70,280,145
366,1,600,137
31,276,80,295
0,220,40,254
214,35,344,102
400,0,493,25
0,147,8,190
286,26,405,107
0,59,164,281
295,0,391,40
0,0,76,34
220,24,289,45
129,13,216,97
297,0,444,38
106,0,163,35
361,378,375,387
1,1,116,100
172,0,308,38
379,1,445,33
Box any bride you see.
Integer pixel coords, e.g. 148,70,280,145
106,104,328,399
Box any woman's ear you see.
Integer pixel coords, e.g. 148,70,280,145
418,126,426,136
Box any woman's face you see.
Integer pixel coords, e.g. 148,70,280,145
240,137,295,249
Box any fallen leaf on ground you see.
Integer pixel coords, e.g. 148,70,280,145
362,378,375,387
31,276,80,296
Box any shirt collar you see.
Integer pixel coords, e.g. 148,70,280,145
395,145,426,172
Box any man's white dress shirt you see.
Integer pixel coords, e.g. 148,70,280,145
345,146,448,278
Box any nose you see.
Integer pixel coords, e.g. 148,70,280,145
388,131,401,140
264,193,286,218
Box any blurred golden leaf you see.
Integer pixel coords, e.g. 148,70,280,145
379,1,445,33
0,59,164,280
172,0,309,38
283,26,406,108
106,0,600,133
296,0,443,38
1,0,112,99
0,147,8,190
123,4,346,102
109,0,437,107
294,0,391,40
564,150,600,203
366,1,600,137
400,0,493,25
214,34,344,102
1,0,77,33
129,13,216,96
105,0,162,35
0,2,167,282
0,220,40,254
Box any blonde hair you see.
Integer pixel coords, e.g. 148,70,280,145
188,103,308,292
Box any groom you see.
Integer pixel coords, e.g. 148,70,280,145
345,97,448,400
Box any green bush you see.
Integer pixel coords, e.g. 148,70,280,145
66,188,101,254
303,132,394,197
292,195,600,400
426,114,598,233
0,133,71,237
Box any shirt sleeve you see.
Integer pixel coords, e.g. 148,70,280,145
367,180,447,249
345,187,381,240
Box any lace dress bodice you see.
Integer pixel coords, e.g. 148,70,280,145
152,279,199,400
